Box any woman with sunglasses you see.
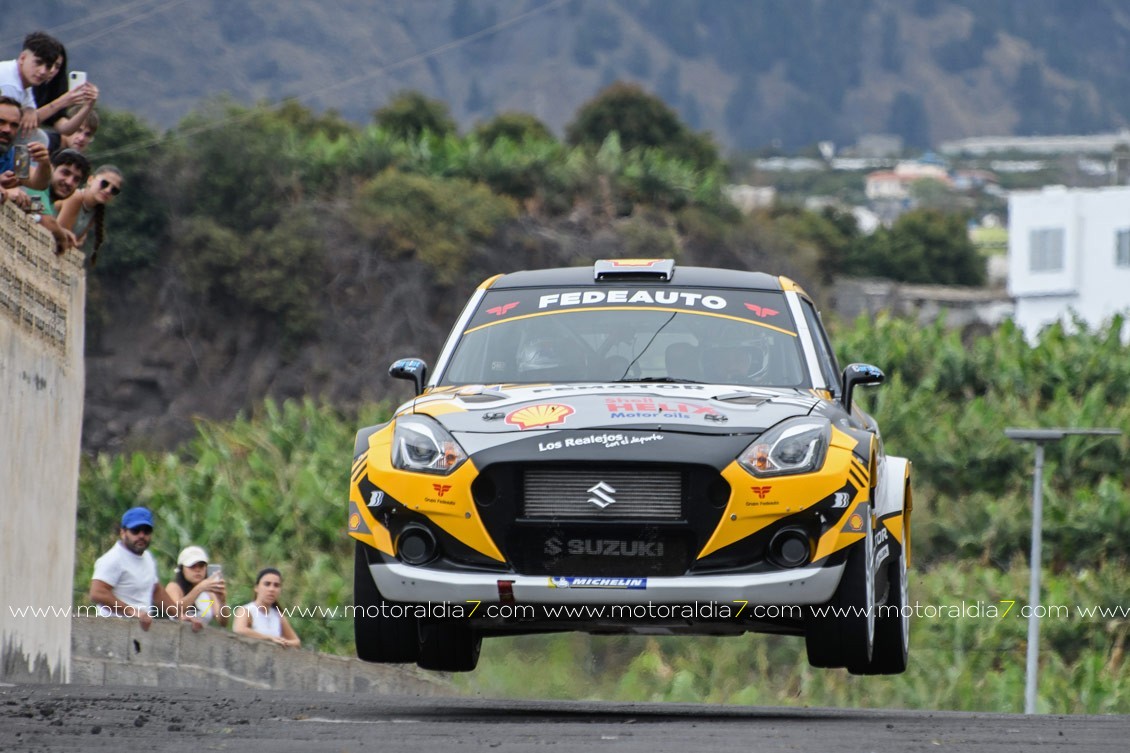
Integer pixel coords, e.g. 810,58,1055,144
56,164,122,267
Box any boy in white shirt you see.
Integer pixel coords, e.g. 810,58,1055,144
89,507,180,631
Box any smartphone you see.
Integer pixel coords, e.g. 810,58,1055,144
12,144,29,180
207,564,223,579
68,71,87,90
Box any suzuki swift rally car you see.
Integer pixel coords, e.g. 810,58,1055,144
349,259,912,673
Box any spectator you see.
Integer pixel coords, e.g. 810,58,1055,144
24,147,90,214
18,148,89,254
165,545,228,627
89,507,184,632
233,568,301,648
0,31,64,134
47,105,99,157
0,95,51,204
30,41,98,136
55,163,123,266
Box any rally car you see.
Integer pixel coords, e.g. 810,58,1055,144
349,259,912,674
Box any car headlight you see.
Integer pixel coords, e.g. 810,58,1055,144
392,415,468,475
738,418,830,477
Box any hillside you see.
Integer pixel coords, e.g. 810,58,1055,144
3,0,1130,152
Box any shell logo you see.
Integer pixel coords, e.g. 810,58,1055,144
349,512,361,530
505,403,575,430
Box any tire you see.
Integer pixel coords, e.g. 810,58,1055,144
859,532,910,675
353,541,419,663
805,512,875,670
417,620,482,672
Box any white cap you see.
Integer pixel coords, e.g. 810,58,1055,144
177,545,209,567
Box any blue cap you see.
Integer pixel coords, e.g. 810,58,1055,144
121,507,154,529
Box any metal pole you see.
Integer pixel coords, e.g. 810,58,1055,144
1024,443,1045,715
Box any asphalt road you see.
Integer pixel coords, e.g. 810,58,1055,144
2,684,1128,752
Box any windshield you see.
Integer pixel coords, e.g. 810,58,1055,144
438,287,810,388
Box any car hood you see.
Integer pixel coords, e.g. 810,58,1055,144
406,383,820,437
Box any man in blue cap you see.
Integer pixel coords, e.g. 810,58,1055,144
89,506,178,631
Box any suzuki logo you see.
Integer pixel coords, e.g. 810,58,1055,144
432,484,452,497
751,485,772,499
587,481,618,508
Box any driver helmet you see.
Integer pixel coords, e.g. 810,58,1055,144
516,338,569,374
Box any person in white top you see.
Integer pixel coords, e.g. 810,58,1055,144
89,507,179,632
233,568,301,648
0,32,64,132
165,545,228,627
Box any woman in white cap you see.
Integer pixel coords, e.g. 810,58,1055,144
165,545,228,627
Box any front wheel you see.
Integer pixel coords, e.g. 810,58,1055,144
805,512,875,669
857,532,909,675
353,541,419,663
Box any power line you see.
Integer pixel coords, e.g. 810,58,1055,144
65,0,192,49
2,0,176,49
92,0,569,160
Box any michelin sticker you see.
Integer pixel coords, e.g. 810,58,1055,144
549,577,648,589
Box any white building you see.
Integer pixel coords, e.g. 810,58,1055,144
1008,185,1130,340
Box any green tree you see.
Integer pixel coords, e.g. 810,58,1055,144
472,112,555,148
854,209,985,286
374,91,457,140
565,82,719,170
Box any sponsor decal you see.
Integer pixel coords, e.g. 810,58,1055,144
548,576,648,589
607,259,665,267
544,537,666,557
704,413,729,423
482,411,505,421
604,397,722,420
832,491,850,508
368,490,385,508
845,513,865,532
531,384,705,392
538,290,727,310
505,403,575,430
432,483,452,497
349,512,361,530
751,485,772,499
744,303,780,318
586,481,618,508
486,301,519,316
874,526,890,546
536,432,664,452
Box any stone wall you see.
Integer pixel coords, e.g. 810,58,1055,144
0,204,85,682
70,617,450,695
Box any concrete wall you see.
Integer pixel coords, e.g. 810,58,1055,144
0,205,85,683
70,617,450,695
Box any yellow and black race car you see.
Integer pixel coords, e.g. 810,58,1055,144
349,259,912,673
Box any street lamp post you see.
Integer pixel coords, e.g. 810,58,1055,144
1004,427,1121,715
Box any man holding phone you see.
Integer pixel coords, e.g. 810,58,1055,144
0,96,50,207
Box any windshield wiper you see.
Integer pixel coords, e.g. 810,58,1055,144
619,376,702,384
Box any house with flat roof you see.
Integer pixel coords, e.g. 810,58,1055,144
1008,185,1130,340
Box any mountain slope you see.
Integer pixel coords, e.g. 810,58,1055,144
3,0,1129,152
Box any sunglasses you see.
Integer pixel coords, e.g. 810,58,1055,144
127,525,153,535
98,178,121,196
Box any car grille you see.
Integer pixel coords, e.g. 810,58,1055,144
523,469,682,519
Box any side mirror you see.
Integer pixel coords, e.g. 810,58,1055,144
389,358,428,396
840,362,885,414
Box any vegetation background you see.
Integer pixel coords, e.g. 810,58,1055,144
16,1,1121,714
